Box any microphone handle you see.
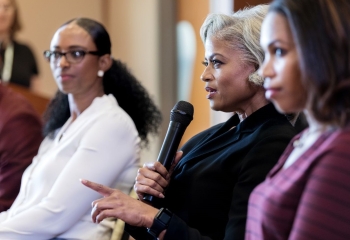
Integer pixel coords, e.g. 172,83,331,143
143,121,186,205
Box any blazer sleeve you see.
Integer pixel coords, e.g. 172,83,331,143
163,133,293,240
0,109,42,212
124,131,213,240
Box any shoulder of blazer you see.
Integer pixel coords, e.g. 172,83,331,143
181,114,239,153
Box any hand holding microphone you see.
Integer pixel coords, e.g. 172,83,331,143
135,151,182,202
142,101,194,204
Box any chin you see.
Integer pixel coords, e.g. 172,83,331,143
270,100,288,114
58,86,71,95
273,101,303,114
209,104,220,112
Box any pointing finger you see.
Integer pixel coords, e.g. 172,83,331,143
80,179,113,197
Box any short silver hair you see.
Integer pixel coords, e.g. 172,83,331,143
200,4,268,86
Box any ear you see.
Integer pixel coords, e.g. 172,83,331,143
98,54,112,72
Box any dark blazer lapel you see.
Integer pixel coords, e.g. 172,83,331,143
176,115,241,169
176,103,282,170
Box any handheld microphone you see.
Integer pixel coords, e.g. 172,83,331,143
143,100,194,204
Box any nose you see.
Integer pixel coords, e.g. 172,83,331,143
259,57,274,79
57,54,70,68
200,67,213,82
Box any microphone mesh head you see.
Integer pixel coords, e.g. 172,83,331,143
170,101,194,126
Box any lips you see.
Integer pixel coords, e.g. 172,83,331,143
58,74,74,82
264,87,281,99
205,87,217,99
264,78,282,99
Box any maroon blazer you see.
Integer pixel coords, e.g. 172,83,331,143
0,85,43,212
246,127,350,240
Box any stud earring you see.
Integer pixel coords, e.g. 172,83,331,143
97,70,104,77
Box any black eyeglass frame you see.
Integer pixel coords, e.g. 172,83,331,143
43,50,101,64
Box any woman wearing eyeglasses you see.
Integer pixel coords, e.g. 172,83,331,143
0,18,162,240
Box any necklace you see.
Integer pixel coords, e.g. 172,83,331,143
293,128,323,148
0,41,14,82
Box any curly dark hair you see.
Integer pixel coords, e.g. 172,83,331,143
43,18,162,147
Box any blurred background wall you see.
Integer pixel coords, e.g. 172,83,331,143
15,0,270,164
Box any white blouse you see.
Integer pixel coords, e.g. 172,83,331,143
0,94,140,240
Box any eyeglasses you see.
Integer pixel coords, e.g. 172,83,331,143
43,50,101,64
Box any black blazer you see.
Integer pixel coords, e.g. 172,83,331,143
127,104,299,240
4,41,39,88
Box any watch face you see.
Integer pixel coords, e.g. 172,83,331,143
159,212,171,223
147,208,173,238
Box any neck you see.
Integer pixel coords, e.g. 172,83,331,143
236,88,269,122
303,110,331,132
68,87,104,121
0,33,11,47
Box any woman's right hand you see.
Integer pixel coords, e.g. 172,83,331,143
134,151,183,201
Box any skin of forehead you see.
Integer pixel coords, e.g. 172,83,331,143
50,23,94,49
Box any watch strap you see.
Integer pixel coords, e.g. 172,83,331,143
147,208,172,238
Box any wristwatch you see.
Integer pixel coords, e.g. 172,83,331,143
147,208,173,238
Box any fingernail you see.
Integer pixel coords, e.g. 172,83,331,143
159,193,165,198
80,179,87,183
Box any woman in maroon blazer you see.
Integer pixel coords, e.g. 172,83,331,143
0,83,42,212
246,0,350,239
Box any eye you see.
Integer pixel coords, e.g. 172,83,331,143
210,59,223,68
70,50,85,59
51,51,62,59
274,48,286,57
3,4,10,10
202,61,208,67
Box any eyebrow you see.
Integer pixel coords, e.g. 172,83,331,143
52,45,88,50
205,53,226,60
267,39,291,48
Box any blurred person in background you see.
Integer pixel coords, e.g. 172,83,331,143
0,0,39,88
0,82,42,212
